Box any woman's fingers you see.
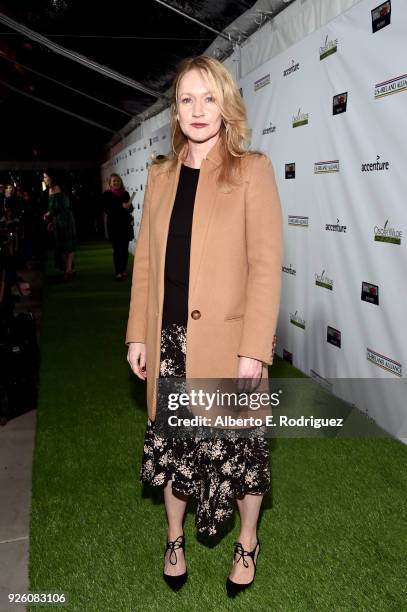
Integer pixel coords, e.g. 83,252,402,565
127,344,147,380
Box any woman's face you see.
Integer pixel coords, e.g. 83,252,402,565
43,174,50,187
5,185,14,198
177,68,222,144
110,177,122,189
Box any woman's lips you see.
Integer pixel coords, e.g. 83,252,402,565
191,123,208,128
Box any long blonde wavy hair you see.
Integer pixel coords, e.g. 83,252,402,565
156,55,258,188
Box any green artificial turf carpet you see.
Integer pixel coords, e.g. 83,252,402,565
28,242,407,612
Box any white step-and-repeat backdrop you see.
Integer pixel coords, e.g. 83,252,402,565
102,0,406,441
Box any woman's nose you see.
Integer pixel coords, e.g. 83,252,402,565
192,100,204,116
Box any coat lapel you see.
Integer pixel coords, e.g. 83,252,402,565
189,137,223,300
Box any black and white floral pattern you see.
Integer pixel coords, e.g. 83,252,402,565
140,322,271,536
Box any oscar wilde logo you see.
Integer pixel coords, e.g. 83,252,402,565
262,122,277,135
361,282,379,305
333,92,347,115
315,270,333,291
282,264,296,276
288,215,308,227
361,155,390,172
367,348,401,377
254,74,270,91
285,163,295,179
327,326,341,348
314,160,339,173
371,1,391,33
292,108,309,128
319,34,338,60
374,220,402,245
290,310,305,329
283,60,300,77
375,74,407,99
325,218,347,233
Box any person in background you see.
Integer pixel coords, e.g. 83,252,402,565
101,173,134,280
43,170,76,281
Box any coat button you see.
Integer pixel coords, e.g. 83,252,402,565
191,310,201,320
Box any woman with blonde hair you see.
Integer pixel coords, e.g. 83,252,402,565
126,55,282,597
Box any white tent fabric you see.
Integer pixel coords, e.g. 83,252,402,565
102,0,406,442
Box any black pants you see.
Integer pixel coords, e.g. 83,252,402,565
111,238,129,274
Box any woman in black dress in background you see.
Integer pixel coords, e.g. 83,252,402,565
102,174,134,279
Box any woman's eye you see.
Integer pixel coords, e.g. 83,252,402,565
181,97,191,103
206,96,215,102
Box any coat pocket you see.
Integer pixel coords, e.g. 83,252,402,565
224,314,244,321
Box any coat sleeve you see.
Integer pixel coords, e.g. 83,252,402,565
237,154,283,365
125,165,155,345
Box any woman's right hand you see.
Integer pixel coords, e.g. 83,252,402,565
127,342,147,380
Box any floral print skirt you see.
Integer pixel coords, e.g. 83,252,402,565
140,322,271,536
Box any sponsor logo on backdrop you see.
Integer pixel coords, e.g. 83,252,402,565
367,348,401,376
327,326,341,348
319,35,338,60
375,74,407,99
282,264,297,276
314,160,339,173
292,108,309,128
361,155,390,172
285,163,295,179
325,218,347,233
283,349,293,364
254,74,270,91
371,1,391,33
290,310,305,329
262,122,277,135
361,282,379,305
283,60,300,77
315,270,333,291
288,215,308,227
333,92,348,115
374,220,402,245
310,370,333,393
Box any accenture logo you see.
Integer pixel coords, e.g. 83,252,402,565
283,60,300,77
325,219,347,233
361,155,390,172
282,264,297,276
262,122,277,135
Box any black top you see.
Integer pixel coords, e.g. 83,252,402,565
162,164,200,327
101,189,133,242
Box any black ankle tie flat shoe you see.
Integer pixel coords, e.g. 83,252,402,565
226,539,260,598
163,535,187,592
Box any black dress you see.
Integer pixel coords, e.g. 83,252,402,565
102,189,133,274
140,164,271,536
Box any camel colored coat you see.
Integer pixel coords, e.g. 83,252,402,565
126,138,283,421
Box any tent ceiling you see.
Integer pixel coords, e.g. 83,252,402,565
0,0,292,162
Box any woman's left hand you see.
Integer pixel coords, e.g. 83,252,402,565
237,356,263,393
122,202,131,209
